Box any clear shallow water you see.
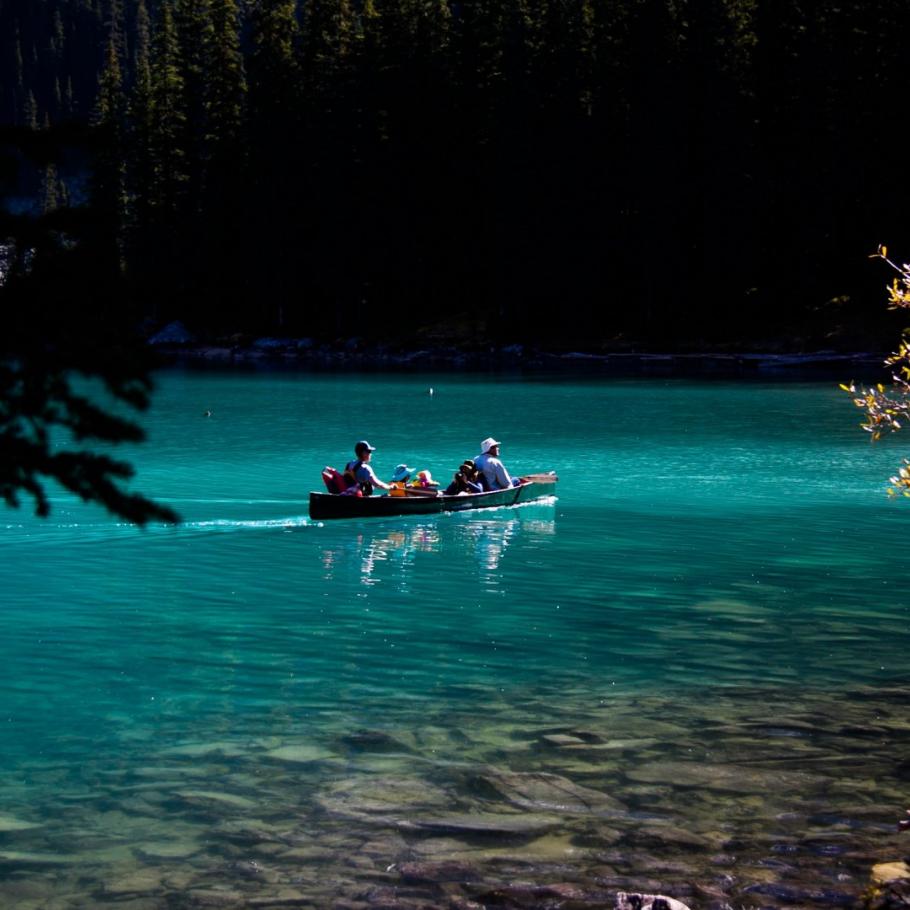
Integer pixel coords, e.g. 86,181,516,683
1,371,909,908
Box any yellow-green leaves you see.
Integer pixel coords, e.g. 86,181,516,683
842,249,910,497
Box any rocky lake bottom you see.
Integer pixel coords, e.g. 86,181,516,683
1,681,908,910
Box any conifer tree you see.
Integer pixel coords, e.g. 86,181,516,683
198,0,248,328
24,90,38,129
206,0,246,157
301,0,355,96
247,0,302,329
248,0,301,125
174,0,213,215
64,76,74,118
125,0,155,265
148,0,187,218
97,28,126,128
94,26,128,271
133,0,152,83
41,163,60,214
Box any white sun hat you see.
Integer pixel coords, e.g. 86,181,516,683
479,437,501,454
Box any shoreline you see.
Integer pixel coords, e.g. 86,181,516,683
150,339,889,379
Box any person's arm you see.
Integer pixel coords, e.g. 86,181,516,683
363,464,391,490
495,459,512,489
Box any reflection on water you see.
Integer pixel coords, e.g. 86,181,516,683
320,512,556,588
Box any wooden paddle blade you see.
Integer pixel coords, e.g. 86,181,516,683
520,472,558,483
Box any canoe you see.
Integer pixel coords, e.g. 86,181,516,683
309,474,557,521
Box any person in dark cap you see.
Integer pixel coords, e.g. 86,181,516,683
344,440,391,495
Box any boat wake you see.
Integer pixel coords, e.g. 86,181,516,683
443,495,558,516
3,496,555,541
180,515,311,531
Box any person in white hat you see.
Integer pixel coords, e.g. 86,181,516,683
473,437,514,491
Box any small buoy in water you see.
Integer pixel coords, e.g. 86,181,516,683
427,387,434,396
203,409,213,417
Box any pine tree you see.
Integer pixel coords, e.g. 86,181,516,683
14,29,24,90
206,0,245,156
97,28,125,127
133,0,152,83
197,0,248,329
148,0,187,218
64,76,74,118
301,0,355,95
126,0,155,248
174,0,213,215
104,0,127,73
247,0,302,329
94,27,128,270
52,9,65,57
248,0,301,124
24,89,38,128
41,163,60,214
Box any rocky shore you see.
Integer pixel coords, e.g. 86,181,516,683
2,681,909,909
147,322,888,378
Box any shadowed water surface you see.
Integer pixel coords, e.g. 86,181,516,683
1,371,908,908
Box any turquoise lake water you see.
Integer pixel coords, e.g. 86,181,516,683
1,370,909,908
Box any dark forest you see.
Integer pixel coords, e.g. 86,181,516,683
2,0,909,350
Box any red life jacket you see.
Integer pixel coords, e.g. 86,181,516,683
322,467,347,494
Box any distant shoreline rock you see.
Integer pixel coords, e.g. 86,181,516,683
145,332,888,378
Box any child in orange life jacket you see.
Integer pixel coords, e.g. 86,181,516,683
388,464,414,497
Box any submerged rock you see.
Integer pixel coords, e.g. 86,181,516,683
475,881,594,905
628,825,717,851
176,790,258,810
102,869,166,896
263,744,337,764
314,775,453,823
0,813,41,832
338,730,415,754
743,882,855,905
471,769,626,814
162,741,246,758
626,761,820,793
540,733,588,747
186,888,247,906
135,840,201,861
0,850,76,866
399,813,558,839
398,860,478,883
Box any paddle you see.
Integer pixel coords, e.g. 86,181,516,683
385,485,440,497
520,472,558,484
